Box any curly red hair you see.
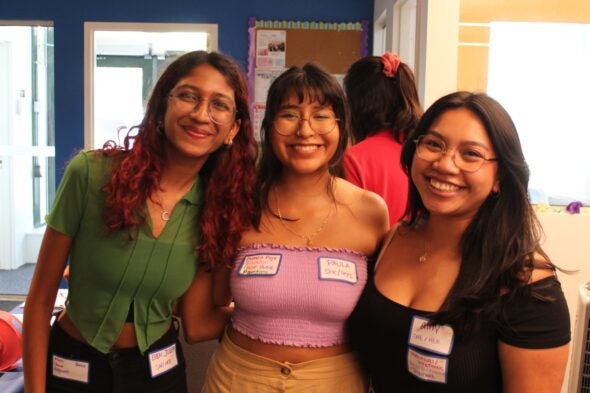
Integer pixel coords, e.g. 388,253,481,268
100,51,257,269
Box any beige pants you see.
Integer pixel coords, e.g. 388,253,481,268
201,330,368,393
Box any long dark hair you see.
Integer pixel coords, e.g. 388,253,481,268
101,50,258,269
401,91,554,333
344,55,422,144
255,62,351,227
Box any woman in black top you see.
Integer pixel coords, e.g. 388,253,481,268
347,92,570,393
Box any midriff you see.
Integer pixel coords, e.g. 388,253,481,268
56,310,167,349
227,324,350,363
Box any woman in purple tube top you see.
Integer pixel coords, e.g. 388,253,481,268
200,63,389,392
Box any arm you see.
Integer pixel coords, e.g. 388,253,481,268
179,266,233,343
498,341,569,393
22,227,73,393
212,266,232,306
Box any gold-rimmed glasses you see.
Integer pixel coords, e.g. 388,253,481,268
169,92,237,126
273,109,339,136
414,134,497,173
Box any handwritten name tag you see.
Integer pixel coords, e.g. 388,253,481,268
52,355,90,384
407,347,449,384
318,257,358,284
238,254,282,276
149,343,178,378
408,316,454,355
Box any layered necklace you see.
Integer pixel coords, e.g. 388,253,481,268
273,186,335,246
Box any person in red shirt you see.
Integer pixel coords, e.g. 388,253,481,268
343,52,422,226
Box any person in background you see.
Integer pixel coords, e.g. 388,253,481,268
22,50,258,393
201,63,389,393
347,91,571,393
343,52,422,226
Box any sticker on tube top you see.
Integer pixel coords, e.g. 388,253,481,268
238,253,282,276
318,257,358,284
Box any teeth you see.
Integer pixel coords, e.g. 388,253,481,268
430,178,460,192
293,145,319,152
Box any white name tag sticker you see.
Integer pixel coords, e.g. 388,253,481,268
407,347,448,384
318,257,358,284
238,254,281,276
408,316,454,355
52,355,90,384
149,343,178,378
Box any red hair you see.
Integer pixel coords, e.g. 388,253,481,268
100,51,258,269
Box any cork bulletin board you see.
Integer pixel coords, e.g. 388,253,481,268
247,17,369,139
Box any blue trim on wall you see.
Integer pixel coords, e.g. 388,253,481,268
1,0,373,180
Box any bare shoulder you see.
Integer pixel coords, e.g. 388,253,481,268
334,178,389,230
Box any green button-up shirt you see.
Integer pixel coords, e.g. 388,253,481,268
46,151,201,353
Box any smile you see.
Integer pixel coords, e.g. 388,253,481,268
430,178,461,192
290,144,321,152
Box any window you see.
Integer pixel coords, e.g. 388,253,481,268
0,23,54,269
488,22,590,204
84,22,218,149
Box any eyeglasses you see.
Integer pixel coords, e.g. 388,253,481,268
169,92,237,126
414,134,498,173
273,109,339,136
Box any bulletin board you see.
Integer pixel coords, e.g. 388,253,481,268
247,17,369,139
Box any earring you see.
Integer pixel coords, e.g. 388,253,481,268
224,139,233,148
490,190,500,199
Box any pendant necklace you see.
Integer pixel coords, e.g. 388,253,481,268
418,250,428,263
274,188,334,246
155,181,194,222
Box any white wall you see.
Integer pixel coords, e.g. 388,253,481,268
376,0,460,108
537,213,590,393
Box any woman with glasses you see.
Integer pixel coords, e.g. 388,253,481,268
347,91,571,393
201,63,389,392
343,52,422,226
23,51,258,393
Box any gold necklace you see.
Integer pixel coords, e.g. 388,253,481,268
154,181,194,222
418,251,428,263
274,188,334,246
276,205,333,246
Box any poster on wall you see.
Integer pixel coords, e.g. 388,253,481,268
256,30,286,69
247,17,368,140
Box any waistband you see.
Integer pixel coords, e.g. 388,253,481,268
218,328,361,380
51,320,178,356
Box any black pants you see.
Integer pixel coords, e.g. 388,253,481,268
46,322,187,393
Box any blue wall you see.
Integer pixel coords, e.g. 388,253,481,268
0,0,373,178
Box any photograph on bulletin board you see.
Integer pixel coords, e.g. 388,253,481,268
247,17,368,140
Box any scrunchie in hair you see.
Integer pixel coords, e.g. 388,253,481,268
381,52,402,78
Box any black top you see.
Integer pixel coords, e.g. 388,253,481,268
346,275,570,393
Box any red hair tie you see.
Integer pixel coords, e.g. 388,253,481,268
381,52,401,78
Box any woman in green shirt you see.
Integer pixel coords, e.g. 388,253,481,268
22,51,258,393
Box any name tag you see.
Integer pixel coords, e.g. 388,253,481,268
148,343,178,378
52,355,90,384
408,316,454,355
318,257,358,284
238,254,281,276
407,347,448,384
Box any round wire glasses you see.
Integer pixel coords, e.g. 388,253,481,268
414,134,497,173
169,92,237,126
